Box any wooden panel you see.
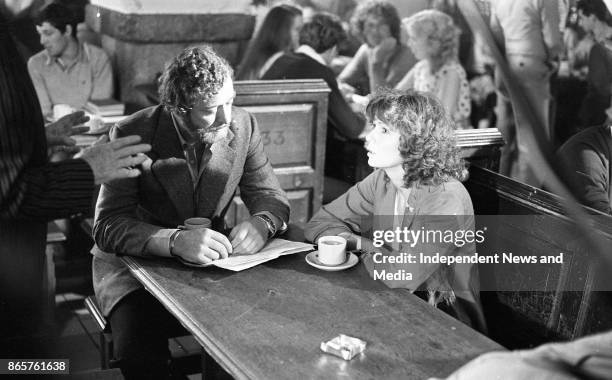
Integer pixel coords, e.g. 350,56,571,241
456,128,504,171
234,80,329,223
242,104,314,168
467,165,612,348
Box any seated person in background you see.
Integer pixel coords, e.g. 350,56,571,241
395,10,471,129
432,329,612,380
92,46,289,379
27,2,113,119
338,0,416,96
575,0,612,129
262,12,366,181
557,124,612,215
304,90,486,332
235,4,303,80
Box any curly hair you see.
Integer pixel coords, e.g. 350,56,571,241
403,9,460,72
299,12,346,53
158,45,233,113
365,89,467,187
351,1,401,42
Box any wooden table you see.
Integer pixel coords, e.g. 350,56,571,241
123,252,502,380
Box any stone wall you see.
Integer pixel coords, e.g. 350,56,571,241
85,4,255,110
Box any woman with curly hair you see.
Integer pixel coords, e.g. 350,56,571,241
396,9,471,129
305,90,485,331
338,0,416,96
236,4,303,80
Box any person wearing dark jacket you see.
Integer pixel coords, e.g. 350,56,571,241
0,18,150,354
557,124,612,214
263,12,367,183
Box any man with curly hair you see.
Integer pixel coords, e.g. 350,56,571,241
305,90,486,332
91,45,289,379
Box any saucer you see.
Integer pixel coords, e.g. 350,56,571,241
305,251,358,271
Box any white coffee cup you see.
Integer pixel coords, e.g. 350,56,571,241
52,104,74,121
183,217,212,230
317,236,347,266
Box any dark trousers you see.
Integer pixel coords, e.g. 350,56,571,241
108,288,188,380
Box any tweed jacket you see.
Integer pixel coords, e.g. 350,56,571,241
91,105,289,316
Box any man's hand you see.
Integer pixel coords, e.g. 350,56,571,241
173,228,232,264
370,37,397,66
76,135,152,184
46,111,90,150
229,217,268,255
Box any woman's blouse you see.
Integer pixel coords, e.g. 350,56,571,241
400,60,471,128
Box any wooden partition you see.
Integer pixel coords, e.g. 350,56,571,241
466,165,612,348
224,80,330,227
456,128,504,170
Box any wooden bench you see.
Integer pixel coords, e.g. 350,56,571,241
227,79,329,227
84,296,114,369
466,165,612,348
43,221,67,327
84,296,202,372
456,127,504,170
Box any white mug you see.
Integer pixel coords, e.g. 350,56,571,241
183,217,212,230
317,236,347,266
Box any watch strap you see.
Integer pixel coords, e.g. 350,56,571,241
254,214,276,239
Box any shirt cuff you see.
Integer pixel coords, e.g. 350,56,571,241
144,228,180,257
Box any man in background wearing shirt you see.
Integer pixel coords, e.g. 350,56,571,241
27,2,112,119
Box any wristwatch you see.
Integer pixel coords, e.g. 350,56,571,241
254,214,277,239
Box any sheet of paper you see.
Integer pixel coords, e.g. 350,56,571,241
211,238,313,271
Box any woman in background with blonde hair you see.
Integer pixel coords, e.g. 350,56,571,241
396,9,471,128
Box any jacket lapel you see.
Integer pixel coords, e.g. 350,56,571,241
195,127,236,217
150,111,195,220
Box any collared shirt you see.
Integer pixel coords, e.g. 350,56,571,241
27,42,113,118
170,112,211,189
295,45,327,66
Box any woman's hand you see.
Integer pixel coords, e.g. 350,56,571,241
339,82,357,101
370,37,397,66
338,231,376,252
